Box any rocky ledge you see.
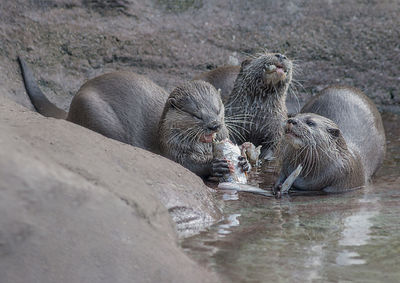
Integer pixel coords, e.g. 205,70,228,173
0,96,220,283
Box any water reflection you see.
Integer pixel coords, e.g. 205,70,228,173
218,214,241,236
222,191,239,201
339,197,379,247
182,113,400,282
336,250,366,266
336,188,380,266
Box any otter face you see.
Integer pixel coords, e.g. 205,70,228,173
164,81,226,144
284,113,341,149
241,52,293,89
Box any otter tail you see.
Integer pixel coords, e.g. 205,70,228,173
18,57,67,119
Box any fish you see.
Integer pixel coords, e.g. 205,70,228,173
213,138,247,184
240,142,262,167
218,164,303,198
218,182,274,197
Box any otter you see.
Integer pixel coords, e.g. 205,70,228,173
274,86,386,193
158,80,240,177
18,58,247,178
196,52,293,159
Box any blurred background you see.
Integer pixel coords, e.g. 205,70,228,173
1,0,399,113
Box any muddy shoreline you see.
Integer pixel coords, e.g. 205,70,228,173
1,0,399,114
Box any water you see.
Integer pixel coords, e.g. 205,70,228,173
182,113,400,283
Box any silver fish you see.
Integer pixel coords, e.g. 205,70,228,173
213,139,247,184
218,182,273,197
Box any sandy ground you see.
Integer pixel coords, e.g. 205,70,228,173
0,0,399,113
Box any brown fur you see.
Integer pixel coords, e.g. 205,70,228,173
67,72,168,152
159,81,229,177
19,58,229,177
224,52,293,158
276,86,386,193
194,65,240,103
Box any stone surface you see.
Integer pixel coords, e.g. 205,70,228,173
0,0,399,113
0,96,220,283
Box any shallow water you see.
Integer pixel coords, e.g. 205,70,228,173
182,113,400,283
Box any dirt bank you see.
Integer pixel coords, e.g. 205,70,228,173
1,0,398,113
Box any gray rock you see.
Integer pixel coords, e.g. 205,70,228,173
0,97,220,283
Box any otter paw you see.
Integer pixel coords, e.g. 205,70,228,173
211,158,230,177
238,156,250,172
272,183,282,195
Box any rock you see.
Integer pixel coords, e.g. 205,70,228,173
0,96,220,283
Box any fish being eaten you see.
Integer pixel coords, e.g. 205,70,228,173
213,138,248,184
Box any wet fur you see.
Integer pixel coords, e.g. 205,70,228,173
67,72,169,151
279,113,364,192
224,52,293,157
194,65,239,103
277,86,386,193
19,58,229,177
159,81,229,177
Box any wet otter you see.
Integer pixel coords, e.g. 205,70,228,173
159,81,233,177
274,86,386,193
196,52,293,159
18,58,246,178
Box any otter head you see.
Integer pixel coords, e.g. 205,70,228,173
160,80,227,146
282,113,348,176
239,52,293,94
284,113,345,149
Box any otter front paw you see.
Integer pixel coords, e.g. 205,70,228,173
238,156,250,172
211,158,231,177
272,183,282,198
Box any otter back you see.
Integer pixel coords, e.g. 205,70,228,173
67,72,169,152
194,65,240,104
18,57,169,152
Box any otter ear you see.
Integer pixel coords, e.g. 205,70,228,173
327,128,340,138
241,59,251,68
167,97,179,109
168,97,177,108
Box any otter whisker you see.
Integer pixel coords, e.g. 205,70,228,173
226,124,247,144
225,121,251,133
224,118,255,125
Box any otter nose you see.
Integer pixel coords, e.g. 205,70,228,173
207,121,222,132
287,118,297,125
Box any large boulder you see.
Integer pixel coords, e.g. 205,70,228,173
0,96,220,283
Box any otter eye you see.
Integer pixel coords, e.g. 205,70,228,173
275,53,287,60
306,120,315,127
